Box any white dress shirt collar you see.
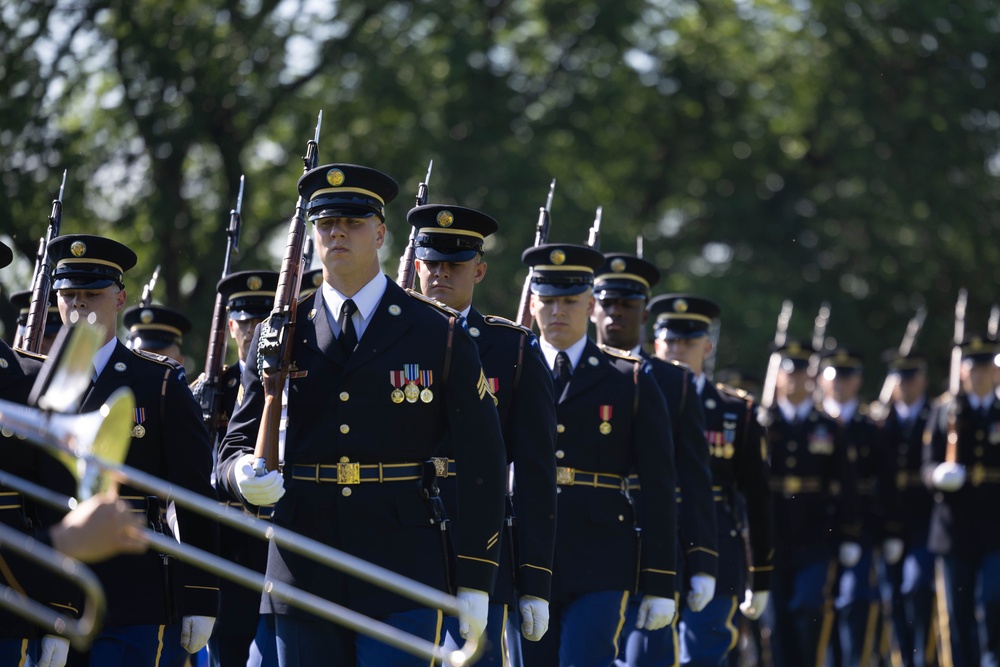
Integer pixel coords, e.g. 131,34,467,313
322,273,387,341
540,335,588,373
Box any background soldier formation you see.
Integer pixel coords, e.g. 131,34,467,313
1,159,998,667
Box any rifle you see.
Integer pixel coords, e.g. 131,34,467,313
945,289,968,463
139,265,161,309
301,234,315,272
636,236,644,259
989,304,999,341
514,179,555,328
197,175,244,443
757,300,794,422
395,160,433,289
252,111,322,476
21,170,67,353
587,206,603,250
874,306,927,415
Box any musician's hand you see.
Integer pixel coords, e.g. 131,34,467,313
235,453,285,505
456,587,489,640
49,493,148,563
180,615,215,653
38,636,69,667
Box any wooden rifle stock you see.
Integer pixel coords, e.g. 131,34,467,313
396,160,433,289
198,175,244,443
945,289,968,463
515,179,555,328
252,113,322,475
22,170,67,353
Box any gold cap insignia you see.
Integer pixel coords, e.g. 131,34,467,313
70,241,87,257
836,352,850,364
788,342,801,355
436,210,454,227
610,258,626,273
140,309,154,324
971,337,983,351
247,275,263,291
550,249,566,265
674,299,688,313
326,168,346,187
312,272,323,287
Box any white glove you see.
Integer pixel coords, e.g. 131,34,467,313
687,574,716,612
883,538,905,565
839,541,862,568
180,615,216,653
456,588,489,640
519,595,550,642
235,453,285,505
932,462,966,492
636,595,675,631
38,635,70,667
740,590,769,620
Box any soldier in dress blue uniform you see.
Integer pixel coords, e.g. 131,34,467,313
651,294,773,667
122,303,192,365
199,270,279,667
47,234,220,666
517,243,677,667
878,351,935,667
410,203,558,663
818,348,891,667
588,258,717,667
217,164,507,666
759,340,861,667
923,333,1000,667
9,288,63,354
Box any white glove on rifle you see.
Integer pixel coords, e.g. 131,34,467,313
882,538,905,565
456,588,489,639
740,590,769,620
636,595,675,631
180,615,216,653
687,574,716,612
839,541,862,568
235,453,285,505
38,636,70,667
519,595,550,641
932,462,966,492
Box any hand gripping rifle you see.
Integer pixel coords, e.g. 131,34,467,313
21,170,67,353
757,300,794,423
945,288,968,463
395,160,433,289
873,306,927,418
514,179,556,328
252,112,322,476
197,175,244,442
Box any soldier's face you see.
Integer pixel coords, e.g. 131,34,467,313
660,335,713,376
777,367,813,403
895,371,927,405
56,286,126,344
591,297,646,350
314,216,385,276
530,291,594,350
228,317,261,361
415,258,487,312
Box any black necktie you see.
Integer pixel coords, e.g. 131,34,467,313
553,351,571,396
338,299,358,356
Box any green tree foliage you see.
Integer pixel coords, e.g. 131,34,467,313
1,0,997,392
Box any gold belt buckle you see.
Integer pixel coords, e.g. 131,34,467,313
971,463,985,487
556,466,575,486
432,457,450,478
783,476,802,495
337,462,360,485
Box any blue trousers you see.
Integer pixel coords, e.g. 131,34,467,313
834,547,881,667
0,639,37,666
680,595,740,666
940,551,1000,667
768,556,838,667
618,596,679,667
884,545,934,667
275,608,443,667
521,591,631,667
247,614,278,667
87,624,189,667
